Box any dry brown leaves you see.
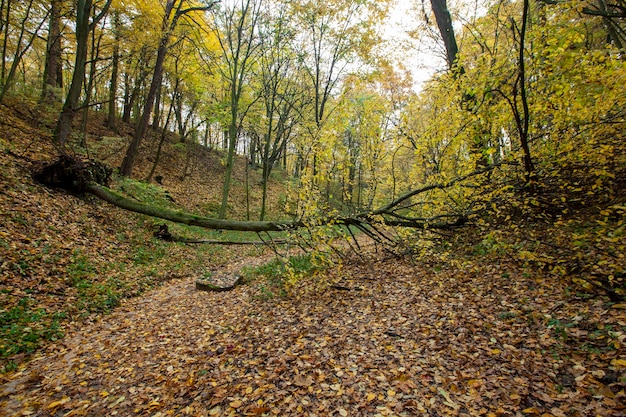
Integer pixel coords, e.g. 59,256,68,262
1,253,624,416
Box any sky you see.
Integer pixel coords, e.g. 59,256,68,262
383,0,448,90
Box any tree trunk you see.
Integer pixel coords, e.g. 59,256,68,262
119,0,219,175
81,24,102,146
53,0,93,152
429,0,461,72
1,0,12,84
53,0,111,152
218,113,238,218
107,11,120,130
146,92,175,182
0,0,48,103
518,0,534,177
42,0,63,104
86,183,299,232
119,0,176,177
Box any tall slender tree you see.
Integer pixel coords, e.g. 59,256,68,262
119,0,217,177
429,0,460,72
42,0,63,103
107,10,120,130
213,0,263,219
53,0,112,152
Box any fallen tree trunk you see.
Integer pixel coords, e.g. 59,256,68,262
33,155,495,234
153,224,287,245
86,184,301,232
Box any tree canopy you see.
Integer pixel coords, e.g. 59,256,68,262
1,0,624,246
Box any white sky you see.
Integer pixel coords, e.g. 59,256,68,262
382,0,447,91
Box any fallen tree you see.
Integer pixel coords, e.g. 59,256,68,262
32,155,489,235
153,224,287,245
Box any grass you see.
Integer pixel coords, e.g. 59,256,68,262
242,253,322,299
116,177,177,208
0,298,65,360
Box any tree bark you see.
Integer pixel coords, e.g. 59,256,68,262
429,0,461,73
85,183,300,232
107,11,120,130
120,0,218,177
42,0,63,104
119,0,176,177
53,0,111,152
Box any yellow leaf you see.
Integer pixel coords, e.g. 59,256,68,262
47,397,70,409
611,304,626,310
229,400,243,409
467,379,481,388
100,391,109,398
366,393,376,401
245,386,253,394
611,359,626,367
387,389,396,397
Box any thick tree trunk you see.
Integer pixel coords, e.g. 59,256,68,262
85,183,299,232
53,0,92,152
53,0,111,152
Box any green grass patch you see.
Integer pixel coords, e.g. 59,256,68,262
242,253,321,299
116,177,177,208
68,250,127,315
0,298,65,360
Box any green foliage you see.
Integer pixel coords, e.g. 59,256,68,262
116,177,176,208
68,251,127,314
0,298,65,360
243,253,323,298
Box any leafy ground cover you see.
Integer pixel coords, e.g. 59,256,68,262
1,248,624,416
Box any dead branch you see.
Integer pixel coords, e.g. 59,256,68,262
154,224,287,245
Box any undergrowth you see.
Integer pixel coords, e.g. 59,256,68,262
242,253,324,299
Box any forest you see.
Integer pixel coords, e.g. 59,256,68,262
0,0,625,415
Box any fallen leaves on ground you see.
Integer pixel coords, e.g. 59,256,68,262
1,251,624,416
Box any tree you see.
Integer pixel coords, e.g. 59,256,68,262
253,2,304,220
106,10,120,130
429,0,460,72
212,0,263,219
287,0,389,219
41,0,63,104
0,0,50,102
119,0,217,177
53,0,112,152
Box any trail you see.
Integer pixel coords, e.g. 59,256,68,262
1,255,624,416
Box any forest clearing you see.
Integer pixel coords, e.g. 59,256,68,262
1,0,625,415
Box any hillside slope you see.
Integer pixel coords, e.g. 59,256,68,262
0,98,285,370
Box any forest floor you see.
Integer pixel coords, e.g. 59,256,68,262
1,248,625,416
0,97,625,416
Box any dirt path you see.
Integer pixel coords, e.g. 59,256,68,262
1,256,624,416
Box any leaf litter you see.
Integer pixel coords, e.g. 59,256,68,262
1,249,624,416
